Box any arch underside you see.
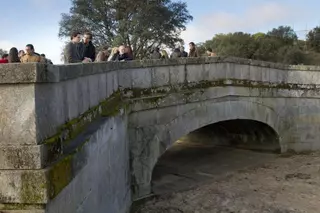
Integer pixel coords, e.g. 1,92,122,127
130,99,282,199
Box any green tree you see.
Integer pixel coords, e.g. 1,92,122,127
276,46,305,64
196,42,206,56
209,32,257,58
0,49,7,57
306,26,320,52
197,25,310,65
253,32,265,40
252,36,282,61
59,0,193,58
267,26,297,45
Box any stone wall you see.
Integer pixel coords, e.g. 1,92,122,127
0,62,132,212
46,115,130,213
1,57,320,211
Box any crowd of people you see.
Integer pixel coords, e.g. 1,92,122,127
64,31,217,64
0,31,217,65
0,45,52,64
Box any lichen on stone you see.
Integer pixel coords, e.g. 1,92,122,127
20,171,47,204
0,203,45,210
47,155,73,199
47,137,91,200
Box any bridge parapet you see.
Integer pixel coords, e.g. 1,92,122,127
1,57,320,212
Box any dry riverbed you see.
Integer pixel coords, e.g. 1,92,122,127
132,148,320,213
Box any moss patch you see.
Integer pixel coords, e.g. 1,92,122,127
47,138,90,199
141,96,164,105
47,155,73,199
101,93,126,117
0,204,45,210
20,171,47,204
42,91,127,164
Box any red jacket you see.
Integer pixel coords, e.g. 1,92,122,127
0,59,8,63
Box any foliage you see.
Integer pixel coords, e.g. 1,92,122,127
0,49,7,57
197,25,320,65
267,26,298,44
306,26,320,53
59,0,193,58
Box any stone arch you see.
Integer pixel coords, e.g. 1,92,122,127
130,99,282,200
165,100,281,152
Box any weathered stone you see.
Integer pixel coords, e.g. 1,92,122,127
0,145,43,169
0,211,45,213
4,57,320,212
0,170,47,204
0,63,45,83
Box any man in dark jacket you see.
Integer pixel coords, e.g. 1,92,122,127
170,48,181,59
83,32,96,62
64,31,84,63
180,46,188,57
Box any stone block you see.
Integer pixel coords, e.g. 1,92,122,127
239,64,250,79
129,109,158,128
151,67,170,87
225,63,239,79
106,71,114,97
0,84,36,145
97,73,107,102
0,170,48,204
0,63,42,83
112,71,119,92
269,68,279,83
0,210,45,213
64,79,80,119
131,68,152,88
61,64,84,81
261,67,270,82
88,75,100,108
118,69,132,89
76,76,90,115
0,145,44,169
169,65,185,85
249,65,262,81
186,64,205,82
208,63,227,80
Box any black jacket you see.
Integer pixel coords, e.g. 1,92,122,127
181,51,188,57
83,41,96,61
112,53,132,61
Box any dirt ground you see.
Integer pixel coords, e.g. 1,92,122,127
132,138,320,213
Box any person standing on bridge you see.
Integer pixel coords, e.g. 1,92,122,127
188,42,199,57
64,31,85,63
206,48,217,57
180,46,188,57
8,47,20,63
20,44,41,63
0,54,8,63
83,32,96,62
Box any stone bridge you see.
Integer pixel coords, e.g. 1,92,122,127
1,57,320,212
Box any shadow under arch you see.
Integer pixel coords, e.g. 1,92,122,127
131,99,282,200
151,119,281,195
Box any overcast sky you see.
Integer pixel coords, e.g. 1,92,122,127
1,0,319,64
